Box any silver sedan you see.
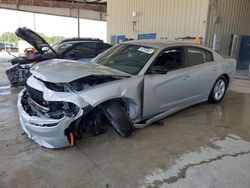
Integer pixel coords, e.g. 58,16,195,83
17,40,236,148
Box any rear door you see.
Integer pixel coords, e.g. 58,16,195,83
143,47,193,119
184,46,219,102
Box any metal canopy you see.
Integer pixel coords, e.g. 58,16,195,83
56,0,107,4
0,0,107,13
0,0,108,38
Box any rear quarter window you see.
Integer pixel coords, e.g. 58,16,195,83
205,50,214,62
186,47,214,67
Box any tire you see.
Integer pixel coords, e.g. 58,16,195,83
10,82,18,87
101,101,135,138
208,76,228,104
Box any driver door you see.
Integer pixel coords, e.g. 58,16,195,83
143,47,192,119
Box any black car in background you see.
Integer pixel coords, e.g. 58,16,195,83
0,43,18,52
5,27,112,86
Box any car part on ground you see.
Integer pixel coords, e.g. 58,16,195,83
17,40,236,149
6,27,112,86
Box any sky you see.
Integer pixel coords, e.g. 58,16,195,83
0,9,107,41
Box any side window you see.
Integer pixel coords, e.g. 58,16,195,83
63,42,97,59
186,47,214,67
152,48,183,72
96,43,112,54
186,47,207,66
54,43,74,54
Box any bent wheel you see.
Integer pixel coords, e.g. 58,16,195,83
101,101,135,138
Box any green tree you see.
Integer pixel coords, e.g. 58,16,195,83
0,31,65,45
50,36,65,44
38,32,52,44
0,32,19,44
38,33,65,44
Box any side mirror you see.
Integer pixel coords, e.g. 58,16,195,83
148,66,168,74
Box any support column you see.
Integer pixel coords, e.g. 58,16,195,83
77,6,80,38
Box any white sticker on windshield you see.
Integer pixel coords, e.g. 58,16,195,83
138,47,155,54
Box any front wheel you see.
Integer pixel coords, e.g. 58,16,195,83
208,76,228,103
101,101,135,138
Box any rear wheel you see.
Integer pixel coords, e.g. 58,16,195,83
208,76,228,103
101,101,135,138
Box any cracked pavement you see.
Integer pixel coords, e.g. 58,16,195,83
0,58,250,188
142,135,250,188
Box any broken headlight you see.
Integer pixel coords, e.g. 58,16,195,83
23,88,80,120
42,102,80,119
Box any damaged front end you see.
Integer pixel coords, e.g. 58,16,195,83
18,86,89,148
17,77,117,148
17,59,140,148
41,75,126,92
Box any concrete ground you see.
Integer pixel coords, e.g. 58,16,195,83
0,59,250,188
235,69,250,80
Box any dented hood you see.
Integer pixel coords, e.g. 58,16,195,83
30,59,130,83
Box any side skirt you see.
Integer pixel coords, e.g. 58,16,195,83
134,99,206,129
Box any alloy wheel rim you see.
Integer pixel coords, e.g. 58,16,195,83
214,79,226,100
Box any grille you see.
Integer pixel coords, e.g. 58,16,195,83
24,86,79,119
26,85,64,112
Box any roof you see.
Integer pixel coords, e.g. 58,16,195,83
123,39,212,50
60,38,103,43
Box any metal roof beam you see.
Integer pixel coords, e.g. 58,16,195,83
0,0,107,12
0,0,107,21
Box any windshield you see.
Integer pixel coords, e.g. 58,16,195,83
93,44,157,75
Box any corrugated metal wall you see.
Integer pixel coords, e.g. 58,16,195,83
107,0,209,43
206,0,250,55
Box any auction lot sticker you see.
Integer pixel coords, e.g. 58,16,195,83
138,47,155,54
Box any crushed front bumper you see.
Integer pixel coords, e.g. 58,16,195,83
17,89,83,148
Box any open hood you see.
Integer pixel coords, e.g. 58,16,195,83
15,27,53,53
30,59,131,83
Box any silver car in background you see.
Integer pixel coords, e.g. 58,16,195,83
17,40,236,148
